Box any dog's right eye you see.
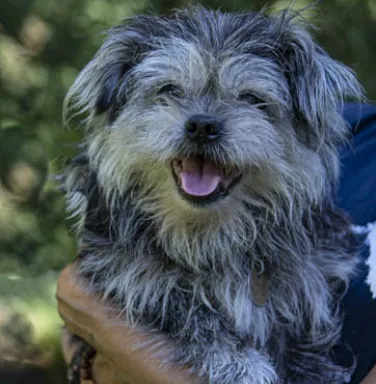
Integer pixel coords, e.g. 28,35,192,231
238,92,267,110
157,84,185,99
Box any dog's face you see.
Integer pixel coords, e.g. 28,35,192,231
66,7,361,228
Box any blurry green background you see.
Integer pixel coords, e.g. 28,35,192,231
0,0,375,383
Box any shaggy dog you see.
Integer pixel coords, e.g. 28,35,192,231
62,6,364,384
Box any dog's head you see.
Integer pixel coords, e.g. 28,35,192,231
65,6,362,231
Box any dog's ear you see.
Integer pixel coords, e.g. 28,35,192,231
64,25,146,127
281,22,363,146
94,61,132,122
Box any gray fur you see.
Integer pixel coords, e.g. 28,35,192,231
62,6,363,384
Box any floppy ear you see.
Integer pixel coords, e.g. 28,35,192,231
64,26,146,127
281,22,363,147
94,60,132,122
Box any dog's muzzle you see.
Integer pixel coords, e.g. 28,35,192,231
170,114,243,205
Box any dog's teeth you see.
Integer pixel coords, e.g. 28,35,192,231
173,159,183,167
224,166,233,178
218,183,226,193
172,159,183,175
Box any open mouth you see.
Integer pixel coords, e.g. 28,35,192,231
171,156,242,205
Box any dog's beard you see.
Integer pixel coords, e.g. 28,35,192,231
86,107,335,226
87,126,331,230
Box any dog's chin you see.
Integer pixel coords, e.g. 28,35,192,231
171,156,243,207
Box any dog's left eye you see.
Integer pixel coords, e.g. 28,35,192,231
238,92,267,109
157,84,185,99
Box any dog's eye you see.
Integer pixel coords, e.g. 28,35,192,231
238,92,267,110
157,84,185,99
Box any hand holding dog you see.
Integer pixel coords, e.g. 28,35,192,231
57,264,376,384
57,263,201,384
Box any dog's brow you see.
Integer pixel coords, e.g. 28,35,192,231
218,55,289,100
132,44,210,93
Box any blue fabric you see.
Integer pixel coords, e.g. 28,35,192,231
338,103,376,383
339,103,376,226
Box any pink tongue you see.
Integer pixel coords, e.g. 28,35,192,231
180,157,221,196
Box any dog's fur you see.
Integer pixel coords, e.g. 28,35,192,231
62,6,364,383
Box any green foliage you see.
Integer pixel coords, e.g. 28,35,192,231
0,0,375,382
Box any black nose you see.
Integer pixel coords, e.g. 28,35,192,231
185,115,222,144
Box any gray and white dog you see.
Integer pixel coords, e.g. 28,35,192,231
62,5,364,384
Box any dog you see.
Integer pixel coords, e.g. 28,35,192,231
61,5,364,384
